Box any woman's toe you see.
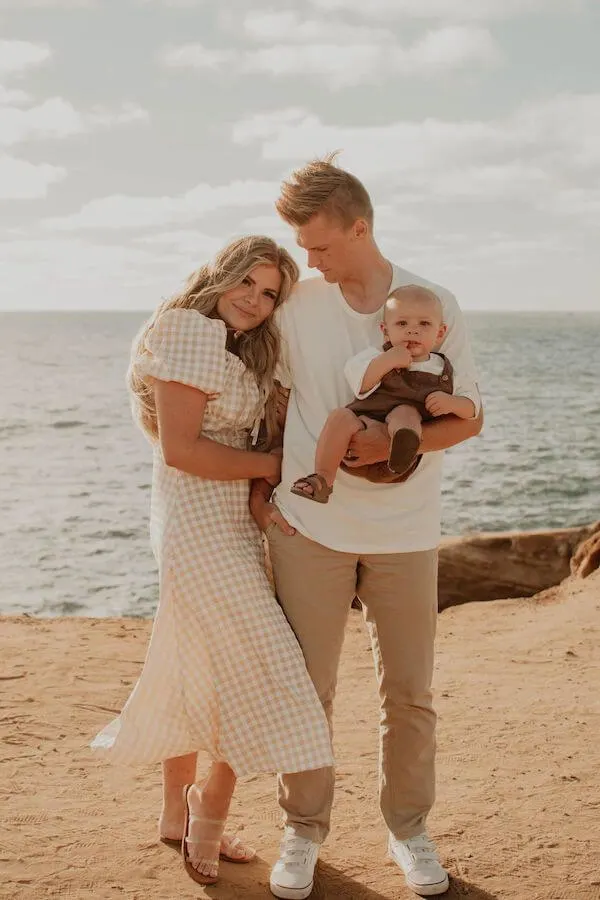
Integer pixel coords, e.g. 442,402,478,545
222,834,255,861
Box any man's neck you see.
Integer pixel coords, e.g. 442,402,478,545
338,248,394,314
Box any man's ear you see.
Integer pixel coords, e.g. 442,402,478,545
353,219,369,240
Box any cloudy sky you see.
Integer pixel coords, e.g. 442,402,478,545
1,0,599,311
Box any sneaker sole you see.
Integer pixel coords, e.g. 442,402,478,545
269,879,314,900
404,873,450,897
388,848,449,897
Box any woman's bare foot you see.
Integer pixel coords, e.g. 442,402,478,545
183,782,226,882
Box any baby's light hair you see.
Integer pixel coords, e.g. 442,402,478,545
384,284,443,323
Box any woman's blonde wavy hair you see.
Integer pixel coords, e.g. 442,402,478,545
128,235,299,450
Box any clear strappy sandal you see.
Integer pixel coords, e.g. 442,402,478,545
180,784,256,884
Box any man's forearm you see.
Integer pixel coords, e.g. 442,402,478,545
419,408,483,453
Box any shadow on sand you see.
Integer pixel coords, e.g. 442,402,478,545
199,856,501,899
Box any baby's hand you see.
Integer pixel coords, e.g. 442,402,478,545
386,345,412,369
425,391,454,417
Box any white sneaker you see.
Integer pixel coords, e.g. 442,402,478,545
270,828,320,899
388,832,449,896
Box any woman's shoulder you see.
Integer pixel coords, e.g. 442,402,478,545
153,308,227,340
147,309,229,360
137,308,229,394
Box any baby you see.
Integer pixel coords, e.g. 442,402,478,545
291,284,477,503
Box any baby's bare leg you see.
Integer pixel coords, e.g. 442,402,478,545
386,404,422,438
315,407,365,487
291,408,364,502
385,404,423,476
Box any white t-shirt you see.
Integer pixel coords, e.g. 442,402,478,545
345,346,480,410
274,264,480,554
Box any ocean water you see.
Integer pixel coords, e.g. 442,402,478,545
1,311,598,617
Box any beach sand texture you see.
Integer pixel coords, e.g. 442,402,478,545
1,566,599,899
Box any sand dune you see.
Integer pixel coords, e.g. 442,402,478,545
1,531,599,900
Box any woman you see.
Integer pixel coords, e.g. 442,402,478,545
92,236,333,887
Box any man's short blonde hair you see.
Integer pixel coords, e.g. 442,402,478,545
276,152,374,229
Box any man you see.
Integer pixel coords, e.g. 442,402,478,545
251,155,482,899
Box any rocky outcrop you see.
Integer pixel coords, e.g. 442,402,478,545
438,521,600,610
570,529,600,579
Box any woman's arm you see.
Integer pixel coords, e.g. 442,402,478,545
275,382,290,430
155,379,280,482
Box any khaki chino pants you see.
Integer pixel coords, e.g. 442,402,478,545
267,523,439,844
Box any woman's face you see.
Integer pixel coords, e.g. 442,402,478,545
217,264,281,332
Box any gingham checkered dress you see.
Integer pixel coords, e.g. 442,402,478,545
92,309,333,776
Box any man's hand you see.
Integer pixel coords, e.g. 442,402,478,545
344,419,389,467
249,478,296,536
425,391,456,417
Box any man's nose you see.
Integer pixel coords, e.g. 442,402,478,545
307,251,319,269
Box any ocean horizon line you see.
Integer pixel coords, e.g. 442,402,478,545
1,307,599,316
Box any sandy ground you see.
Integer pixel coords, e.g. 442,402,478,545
1,571,599,900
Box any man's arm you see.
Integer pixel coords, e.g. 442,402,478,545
420,407,483,452
344,407,483,466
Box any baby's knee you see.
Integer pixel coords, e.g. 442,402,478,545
328,407,362,431
386,404,421,425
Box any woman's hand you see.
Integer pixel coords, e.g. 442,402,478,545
249,479,295,536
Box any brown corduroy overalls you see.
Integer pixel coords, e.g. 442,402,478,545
341,351,454,484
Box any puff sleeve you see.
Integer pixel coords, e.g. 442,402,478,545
135,309,227,397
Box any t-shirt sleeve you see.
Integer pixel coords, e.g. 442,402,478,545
438,291,481,416
134,308,227,396
344,346,383,399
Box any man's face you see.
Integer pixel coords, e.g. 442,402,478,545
295,212,358,283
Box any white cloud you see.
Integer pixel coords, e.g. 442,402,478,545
0,155,66,199
410,26,500,69
232,93,600,215
135,229,224,257
137,0,208,5
162,45,233,69
0,236,179,310
0,229,257,310
245,45,387,89
0,41,51,75
0,98,148,147
0,85,31,105
241,10,392,44
42,180,279,231
308,0,586,21
163,25,500,89
0,0,94,6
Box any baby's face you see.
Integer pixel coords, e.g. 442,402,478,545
382,294,446,357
